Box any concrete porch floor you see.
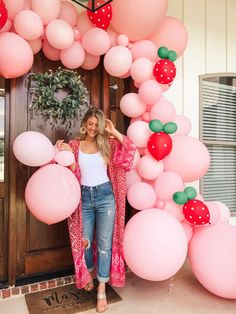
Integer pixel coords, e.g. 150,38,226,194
0,260,236,314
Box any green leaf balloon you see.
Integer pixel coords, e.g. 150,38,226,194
158,46,169,59
184,187,197,200
168,50,177,61
163,122,177,134
149,119,163,132
173,192,188,205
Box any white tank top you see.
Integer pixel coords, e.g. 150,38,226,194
78,149,109,187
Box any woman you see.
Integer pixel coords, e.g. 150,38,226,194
57,108,136,313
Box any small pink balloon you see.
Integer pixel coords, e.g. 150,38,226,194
46,19,74,50
127,182,156,210
213,201,231,223
139,80,163,105
154,171,184,201
4,0,25,20
142,112,150,123
28,38,42,54
150,98,176,123
81,53,100,70
60,41,85,69
42,39,60,61
156,200,165,209
107,28,118,48
73,27,81,40
54,150,75,167
137,155,164,180
58,1,78,26
173,114,192,136
82,27,110,56
0,19,12,33
25,164,81,225
130,39,157,61
31,0,61,25
127,121,152,148
126,169,142,189
104,45,132,77
130,58,153,84
164,200,185,221
117,34,129,46
138,147,146,156
181,221,193,243
23,0,31,10
120,93,146,118
134,81,141,89
130,117,142,124
205,201,220,226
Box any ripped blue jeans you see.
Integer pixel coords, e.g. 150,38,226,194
81,181,116,283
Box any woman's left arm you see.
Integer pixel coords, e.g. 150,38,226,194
105,119,124,143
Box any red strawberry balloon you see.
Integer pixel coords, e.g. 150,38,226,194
147,132,172,161
0,1,8,30
153,59,176,85
183,199,210,225
87,0,112,30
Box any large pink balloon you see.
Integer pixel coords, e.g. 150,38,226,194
120,93,146,118
111,0,168,41
60,41,85,69
130,58,153,84
150,98,176,124
81,53,100,70
0,32,33,78
130,40,157,61
189,223,236,299
58,1,78,26
124,208,188,280
104,46,132,77
126,169,142,189
42,40,60,61
31,0,61,25
46,19,74,50
139,80,163,105
82,27,110,56
149,16,188,57
127,121,152,148
14,10,44,40
164,135,210,182
127,182,156,210
13,131,55,167
25,164,81,225
154,171,184,201
4,0,25,20
137,155,164,180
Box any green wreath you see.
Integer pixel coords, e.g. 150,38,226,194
29,68,89,129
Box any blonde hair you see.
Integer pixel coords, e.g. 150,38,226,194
77,108,111,163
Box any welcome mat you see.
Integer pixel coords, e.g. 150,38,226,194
25,280,122,314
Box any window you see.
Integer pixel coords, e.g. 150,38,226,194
200,75,236,213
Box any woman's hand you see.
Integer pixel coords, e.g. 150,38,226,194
105,119,115,135
56,140,72,152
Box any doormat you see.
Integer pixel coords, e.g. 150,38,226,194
25,280,122,314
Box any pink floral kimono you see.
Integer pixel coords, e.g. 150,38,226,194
68,136,136,289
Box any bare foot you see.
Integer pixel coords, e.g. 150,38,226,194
96,283,107,313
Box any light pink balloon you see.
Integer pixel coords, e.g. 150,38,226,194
130,58,153,83
213,201,231,223
154,171,184,201
156,200,165,209
130,117,142,124
126,169,142,189
46,19,74,50
0,32,33,79
25,164,81,225
120,93,146,118
149,16,188,57
76,11,93,35
31,0,61,25
164,201,185,221
107,28,118,48
0,19,12,33
139,80,163,105
173,115,192,136
42,39,60,61
73,27,81,41
14,10,44,41
137,155,164,180
130,40,157,61
13,131,55,167
23,0,31,10
142,112,150,123
4,0,25,20
181,221,193,243
124,208,188,280
28,38,42,54
127,182,156,210
117,34,129,46
82,27,110,56
131,149,140,169
205,201,220,226
81,53,100,70
189,223,236,299
104,46,132,77
58,1,78,26
54,150,75,167
164,135,210,182
111,0,168,41
150,98,176,123
127,121,152,148
60,41,85,69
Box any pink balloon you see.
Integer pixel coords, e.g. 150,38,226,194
13,131,55,167
127,121,152,148
31,0,61,25
104,46,132,77
23,0,31,10
181,221,193,243
28,38,42,54
4,0,25,20
54,150,75,167
25,164,81,225
82,27,110,56
213,201,231,223
81,53,100,70
60,41,85,69
111,0,168,41
126,169,142,189
14,10,44,40
150,98,176,124
117,34,129,46
134,81,141,89
42,39,60,61
189,223,236,299
142,112,150,123
0,19,12,33
154,171,184,201
76,11,93,35
127,182,156,210
46,19,74,50
58,1,78,26
205,201,220,226
137,155,164,180
164,135,210,182
131,149,140,169
107,28,118,48
130,58,153,83
0,32,33,78
156,200,165,209
139,80,163,105
120,93,146,118
73,27,81,41
130,40,157,61
149,16,188,57
124,208,187,280
164,201,185,221
172,115,192,136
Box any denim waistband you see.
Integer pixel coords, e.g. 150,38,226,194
81,181,111,191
